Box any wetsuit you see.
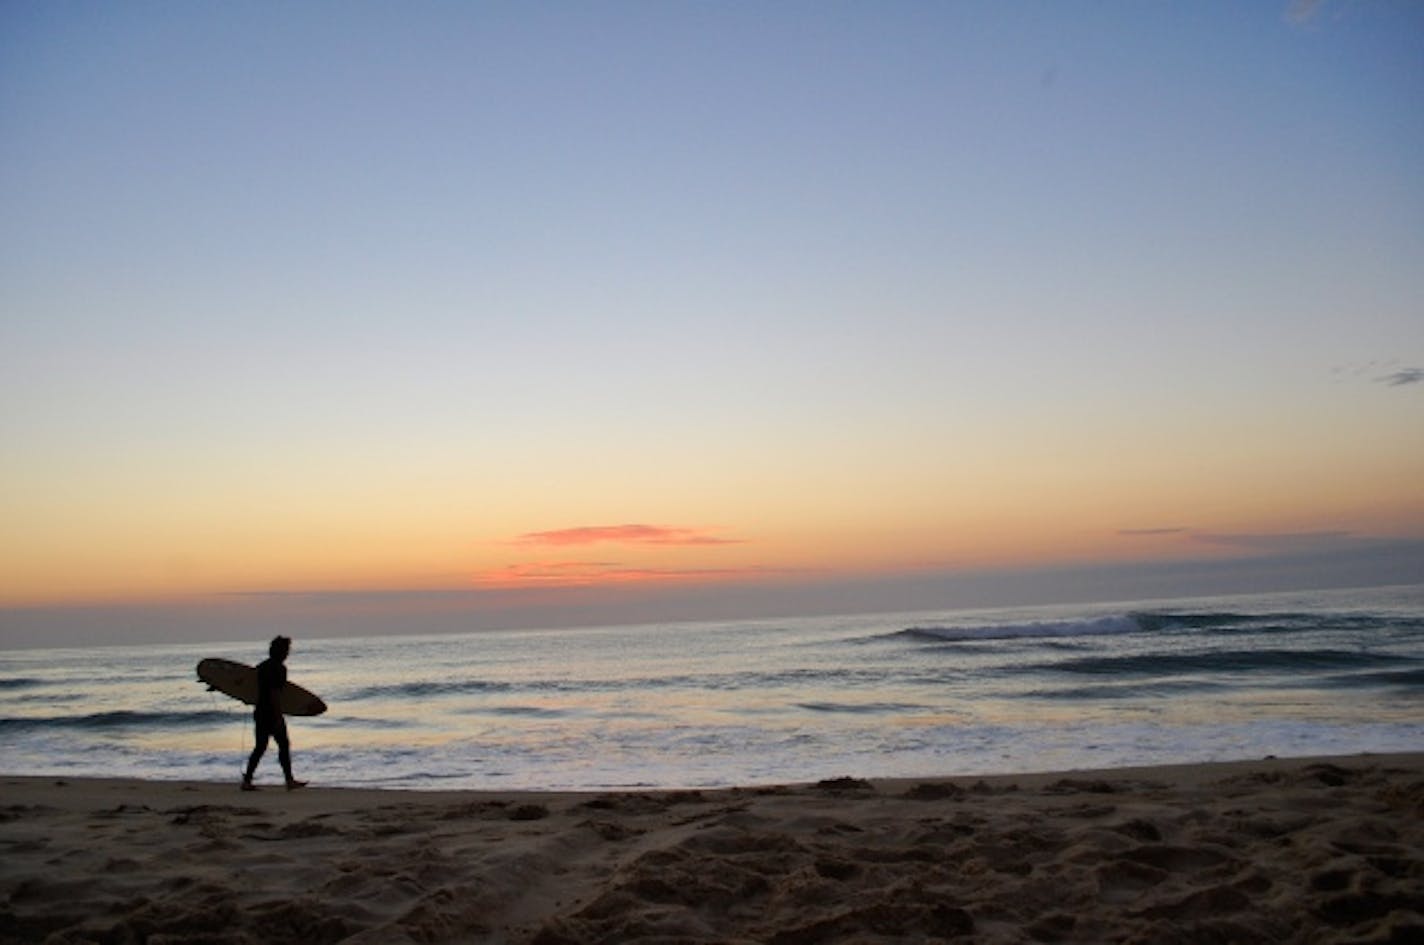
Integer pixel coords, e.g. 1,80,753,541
245,657,292,782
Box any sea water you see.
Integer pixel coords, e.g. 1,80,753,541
2,585,1421,790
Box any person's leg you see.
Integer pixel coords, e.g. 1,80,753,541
274,717,305,789
244,717,271,788
275,718,292,781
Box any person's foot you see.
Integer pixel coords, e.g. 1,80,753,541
240,780,258,792
286,779,308,791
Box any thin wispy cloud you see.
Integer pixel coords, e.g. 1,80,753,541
1119,527,1189,537
1378,368,1423,388
1191,530,1357,553
471,561,770,588
480,523,751,589
1286,0,1327,25
513,525,743,547
1330,361,1422,387
1120,528,1373,556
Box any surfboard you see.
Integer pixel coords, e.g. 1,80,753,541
196,658,327,716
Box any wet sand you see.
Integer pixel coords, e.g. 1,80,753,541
3,753,1422,944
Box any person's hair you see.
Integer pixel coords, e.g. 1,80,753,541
269,635,292,659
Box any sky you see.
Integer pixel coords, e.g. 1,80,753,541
2,1,1422,646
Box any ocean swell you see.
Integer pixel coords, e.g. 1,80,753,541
0,709,236,733
898,614,1144,644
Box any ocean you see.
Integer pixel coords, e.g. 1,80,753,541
2,585,1421,791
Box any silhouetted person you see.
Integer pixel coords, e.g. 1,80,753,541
242,635,307,791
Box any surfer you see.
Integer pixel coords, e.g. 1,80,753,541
241,635,307,791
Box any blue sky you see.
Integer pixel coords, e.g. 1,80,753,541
2,1,1421,644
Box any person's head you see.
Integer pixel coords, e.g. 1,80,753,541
269,635,292,661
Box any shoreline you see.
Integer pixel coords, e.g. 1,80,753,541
4,752,1422,943
6,749,1421,804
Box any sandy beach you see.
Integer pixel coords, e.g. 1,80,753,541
3,753,1421,944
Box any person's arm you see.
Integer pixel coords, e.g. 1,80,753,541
271,663,289,713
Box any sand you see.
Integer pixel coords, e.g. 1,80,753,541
2,754,1422,944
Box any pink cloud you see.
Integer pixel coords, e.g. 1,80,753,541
513,524,743,547
471,560,768,589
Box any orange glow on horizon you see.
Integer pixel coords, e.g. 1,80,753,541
3,488,1422,609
